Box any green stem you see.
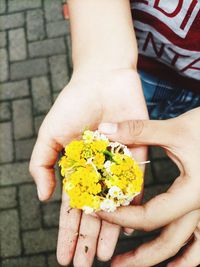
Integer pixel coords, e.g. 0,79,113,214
103,150,113,159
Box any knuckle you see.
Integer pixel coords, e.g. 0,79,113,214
141,206,157,232
127,120,144,139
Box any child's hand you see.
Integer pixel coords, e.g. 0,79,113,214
98,107,200,267
29,68,148,266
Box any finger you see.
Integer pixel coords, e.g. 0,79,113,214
97,221,120,261
57,191,81,266
99,118,178,147
168,215,200,267
111,210,200,267
124,146,146,235
29,134,62,201
73,213,101,267
98,180,200,231
168,241,200,267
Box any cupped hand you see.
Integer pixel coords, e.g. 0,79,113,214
29,68,148,266
98,107,200,267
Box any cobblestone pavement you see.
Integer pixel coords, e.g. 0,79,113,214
0,1,179,267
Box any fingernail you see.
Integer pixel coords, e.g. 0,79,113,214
123,232,133,236
123,229,134,236
98,123,118,134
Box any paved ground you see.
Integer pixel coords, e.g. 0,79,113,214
0,1,179,266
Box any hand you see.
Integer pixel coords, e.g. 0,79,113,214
29,68,148,266
98,107,200,267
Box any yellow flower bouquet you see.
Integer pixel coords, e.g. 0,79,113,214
59,130,143,214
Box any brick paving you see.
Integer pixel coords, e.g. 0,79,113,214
0,1,179,267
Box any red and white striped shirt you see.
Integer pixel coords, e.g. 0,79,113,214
131,0,200,91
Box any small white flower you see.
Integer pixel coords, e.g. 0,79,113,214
110,142,122,148
110,142,122,153
123,146,132,157
121,195,134,206
82,206,94,214
121,193,139,206
100,198,117,212
93,130,100,139
83,130,94,143
108,186,123,199
93,130,108,141
104,160,112,173
109,142,132,157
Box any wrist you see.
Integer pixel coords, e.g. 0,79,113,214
68,0,138,73
72,54,137,74
71,66,139,84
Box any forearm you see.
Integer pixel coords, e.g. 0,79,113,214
68,0,138,72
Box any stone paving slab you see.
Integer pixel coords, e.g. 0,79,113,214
8,0,42,12
0,13,25,31
23,228,57,254
0,186,17,209
0,122,13,162
0,80,29,100
9,28,27,61
2,255,46,267
0,102,11,121
27,9,45,41
0,162,32,185
19,183,41,230
13,98,34,139
0,1,178,266
0,209,21,257
10,58,48,80
31,76,52,114
0,48,8,82
0,31,6,47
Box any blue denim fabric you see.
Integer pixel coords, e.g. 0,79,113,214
139,70,200,120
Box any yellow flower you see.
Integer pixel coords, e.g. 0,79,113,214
59,130,144,213
91,140,108,152
82,130,94,143
65,140,84,161
93,153,105,169
81,147,93,159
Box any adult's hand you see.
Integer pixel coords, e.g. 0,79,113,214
98,107,200,267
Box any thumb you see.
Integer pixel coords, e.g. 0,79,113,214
29,134,62,201
98,118,175,147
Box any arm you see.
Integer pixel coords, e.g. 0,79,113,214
69,0,138,72
30,1,148,266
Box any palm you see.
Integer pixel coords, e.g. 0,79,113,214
42,69,146,142
30,69,148,266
